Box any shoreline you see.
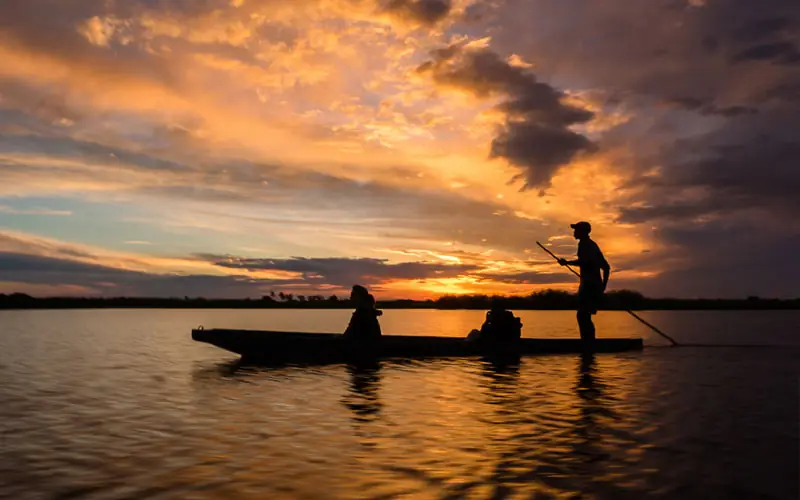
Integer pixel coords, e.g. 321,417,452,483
2,304,798,312
3,290,798,311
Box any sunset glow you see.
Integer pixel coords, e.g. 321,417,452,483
1,0,797,299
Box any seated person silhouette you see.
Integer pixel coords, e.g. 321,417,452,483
468,301,522,343
343,285,383,341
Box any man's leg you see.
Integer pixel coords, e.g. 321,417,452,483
577,310,596,341
577,286,596,343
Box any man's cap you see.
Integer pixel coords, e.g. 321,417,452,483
570,221,591,233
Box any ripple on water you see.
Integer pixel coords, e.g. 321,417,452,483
0,309,798,499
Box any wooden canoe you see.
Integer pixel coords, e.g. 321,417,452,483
192,328,644,362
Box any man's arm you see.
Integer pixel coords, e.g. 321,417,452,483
601,257,611,291
559,241,583,267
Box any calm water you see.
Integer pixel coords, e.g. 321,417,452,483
0,309,798,499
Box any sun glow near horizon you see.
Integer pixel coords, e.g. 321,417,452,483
1,0,795,298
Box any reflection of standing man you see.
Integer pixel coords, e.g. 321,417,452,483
558,222,610,342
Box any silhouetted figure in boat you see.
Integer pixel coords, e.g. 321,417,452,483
468,300,522,343
343,285,382,341
557,221,610,344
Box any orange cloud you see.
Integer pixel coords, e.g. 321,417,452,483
0,0,666,297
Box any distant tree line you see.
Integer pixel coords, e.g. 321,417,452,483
1,290,798,310
433,289,800,310
0,292,351,310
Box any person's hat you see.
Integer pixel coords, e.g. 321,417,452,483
570,221,591,233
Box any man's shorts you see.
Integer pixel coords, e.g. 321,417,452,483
578,283,604,315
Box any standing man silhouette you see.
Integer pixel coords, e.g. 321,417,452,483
558,222,610,343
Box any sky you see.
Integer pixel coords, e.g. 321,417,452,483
0,0,798,299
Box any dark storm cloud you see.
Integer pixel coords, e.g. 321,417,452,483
201,255,479,287
481,0,800,297
418,46,595,190
383,0,452,25
491,0,800,114
732,41,800,65
734,16,795,41
763,82,800,104
615,222,800,298
610,109,800,298
662,97,757,117
721,6,800,68
617,112,800,224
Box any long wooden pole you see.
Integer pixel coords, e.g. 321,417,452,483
536,241,679,346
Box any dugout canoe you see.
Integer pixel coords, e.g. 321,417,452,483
192,328,644,362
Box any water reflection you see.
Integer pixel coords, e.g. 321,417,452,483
187,353,652,497
2,310,797,499
572,354,616,485
574,353,614,460
481,355,521,378
342,361,383,423
200,359,246,378
468,353,638,498
191,358,272,385
476,357,524,499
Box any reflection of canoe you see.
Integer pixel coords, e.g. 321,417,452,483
192,329,644,362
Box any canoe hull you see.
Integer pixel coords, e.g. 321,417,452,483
192,329,644,362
